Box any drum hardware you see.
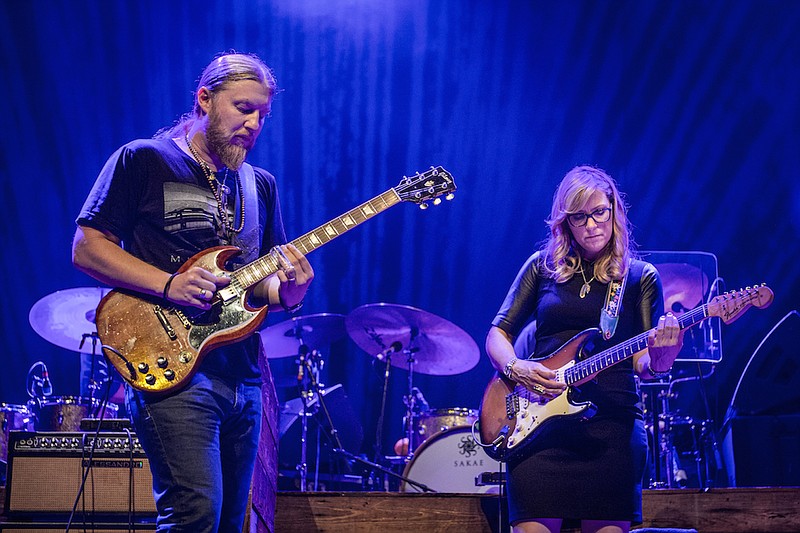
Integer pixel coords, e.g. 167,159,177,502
261,313,347,491
346,302,480,459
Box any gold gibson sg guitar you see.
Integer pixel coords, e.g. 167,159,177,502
478,284,774,462
95,167,456,394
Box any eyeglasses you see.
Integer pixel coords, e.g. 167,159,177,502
566,206,612,228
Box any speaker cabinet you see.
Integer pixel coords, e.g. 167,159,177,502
4,432,156,517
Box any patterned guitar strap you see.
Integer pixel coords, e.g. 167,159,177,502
600,273,628,340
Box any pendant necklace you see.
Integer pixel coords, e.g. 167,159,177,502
185,134,245,238
579,265,596,299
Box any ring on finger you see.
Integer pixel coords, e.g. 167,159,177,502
199,288,206,297
533,385,545,394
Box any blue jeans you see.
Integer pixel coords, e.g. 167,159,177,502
127,372,262,533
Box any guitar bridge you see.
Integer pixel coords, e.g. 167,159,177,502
153,305,177,340
505,392,519,419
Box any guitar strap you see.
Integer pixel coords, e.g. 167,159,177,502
600,273,627,340
229,163,260,266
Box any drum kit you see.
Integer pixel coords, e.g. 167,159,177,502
642,262,724,489
1,288,121,478
260,302,500,493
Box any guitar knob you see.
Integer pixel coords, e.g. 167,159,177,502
145,374,156,385
179,351,193,364
157,357,168,368
164,369,175,381
137,362,149,373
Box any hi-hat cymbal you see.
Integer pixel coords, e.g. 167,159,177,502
259,313,346,359
653,263,709,314
345,303,479,376
29,287,110,353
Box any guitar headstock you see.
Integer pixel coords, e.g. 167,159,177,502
394,166,456,208
707,284,774,324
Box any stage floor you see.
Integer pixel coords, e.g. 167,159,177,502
1,486,798,532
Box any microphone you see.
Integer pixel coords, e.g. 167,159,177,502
375,341,403,361
41,364,53,396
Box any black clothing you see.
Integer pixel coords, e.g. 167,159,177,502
492,251,663,525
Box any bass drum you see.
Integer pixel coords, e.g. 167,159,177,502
29,396,119,432
1,403,35,464
413,407,478,448
402,426,501,493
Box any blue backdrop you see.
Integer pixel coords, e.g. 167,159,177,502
2,0,798,470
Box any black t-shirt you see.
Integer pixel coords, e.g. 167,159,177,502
492,251,664,417
77,138,287,380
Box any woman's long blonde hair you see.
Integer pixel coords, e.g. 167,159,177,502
542,165,634,283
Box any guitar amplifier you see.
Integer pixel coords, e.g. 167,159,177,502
4,431,156,517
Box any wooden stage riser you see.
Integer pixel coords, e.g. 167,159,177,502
274,488,800,533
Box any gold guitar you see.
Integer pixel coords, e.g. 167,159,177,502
95,167,456,394
478,284,774,461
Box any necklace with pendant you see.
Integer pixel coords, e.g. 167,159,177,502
579,265,596,299
185,134,245,238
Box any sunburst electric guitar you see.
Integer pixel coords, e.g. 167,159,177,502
95,167,456,394
479,284,774,461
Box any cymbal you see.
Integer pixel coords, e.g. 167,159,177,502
345,303,479,375
259,313,346,359
29,287,110,352
653,263,709,315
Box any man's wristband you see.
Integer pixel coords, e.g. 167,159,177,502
279,293,304,314
163,272,178,301
647,360,671,379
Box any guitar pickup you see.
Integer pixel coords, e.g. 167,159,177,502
153,305,177,340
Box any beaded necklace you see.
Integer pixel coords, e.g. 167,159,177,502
185,134,245,237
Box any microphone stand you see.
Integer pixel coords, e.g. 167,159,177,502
302,352,435,493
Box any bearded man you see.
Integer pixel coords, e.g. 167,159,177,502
73,52,312,532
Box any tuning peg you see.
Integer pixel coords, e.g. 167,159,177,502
445,193,455,201
433,198,442,206
419,203,429,210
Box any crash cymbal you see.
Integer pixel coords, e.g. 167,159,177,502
653,263,709,315
29,287,110,352
345,303,479,376
259,313,346,359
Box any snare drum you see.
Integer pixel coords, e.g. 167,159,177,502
1,403,35,463
29,396,119,432
402,426,501,493
414,407,478,448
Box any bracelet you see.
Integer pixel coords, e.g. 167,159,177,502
647,360,671,379
503,357,518,379
162,272,178,301
279,293,304,314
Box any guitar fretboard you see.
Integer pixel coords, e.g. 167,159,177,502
564,304,710,384
228,189,402,291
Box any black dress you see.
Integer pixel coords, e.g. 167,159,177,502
492,252,663,527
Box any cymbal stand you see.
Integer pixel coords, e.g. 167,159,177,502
403,327,421,456
373,351,392,463
80,332,103,402
296,348,324,492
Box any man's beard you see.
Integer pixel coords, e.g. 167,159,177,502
206,110,251,170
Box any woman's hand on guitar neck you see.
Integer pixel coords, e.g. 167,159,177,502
510,359,567,402
646,312,685,373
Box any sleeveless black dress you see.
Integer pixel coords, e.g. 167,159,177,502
492,252,663,527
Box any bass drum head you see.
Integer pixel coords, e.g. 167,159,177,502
401,426,501,493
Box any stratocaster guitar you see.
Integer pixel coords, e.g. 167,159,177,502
479,284,774,461
95,166,456,394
